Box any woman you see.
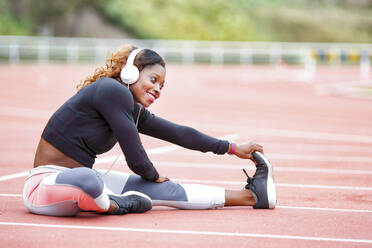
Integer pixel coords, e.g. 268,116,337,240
23,45,276,216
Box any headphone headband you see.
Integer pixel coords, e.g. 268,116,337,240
126,48,143,67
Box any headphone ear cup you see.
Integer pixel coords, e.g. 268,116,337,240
120,64,140,85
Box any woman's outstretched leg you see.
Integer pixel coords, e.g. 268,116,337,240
99,170,257,210
98,151,276,210
99,170,224,209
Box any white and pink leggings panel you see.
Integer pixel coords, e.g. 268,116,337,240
23,166,225,216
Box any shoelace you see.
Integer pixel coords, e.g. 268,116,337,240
242,168,253,189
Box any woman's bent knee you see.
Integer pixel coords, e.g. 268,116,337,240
55,167,104,198
23,167,110,216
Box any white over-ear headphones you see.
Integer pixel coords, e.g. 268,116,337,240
120,48,143,85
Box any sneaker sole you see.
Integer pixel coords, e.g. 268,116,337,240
255,152,277,209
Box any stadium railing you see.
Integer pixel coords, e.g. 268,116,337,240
0,35,371,80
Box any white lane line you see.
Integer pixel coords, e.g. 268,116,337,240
277,183,372,191
95,133,239,164
0,134,239,182
1,194,372,213
168,150,372,163
1,173,371,191
152,161,372,175
0,171,29,182
0,193,22,197
272,167,372,175
194,124,372,144
3,105,372,144
252,127,372,144
175,178,372,191
253,127,372,144
277,206,372,213
0,106,51,118
0,221,371,244
261,143,372,153
270,154,372,163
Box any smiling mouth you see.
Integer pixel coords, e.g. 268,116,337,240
147,92,157,101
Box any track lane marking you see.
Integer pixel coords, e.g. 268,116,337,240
95,133,239,164
150,161,372,175
0,221,371,243
250,143,372,153
1,174,371,191
255,153,372,163
162,151,372,163
2,104,372,143
0,133,238,182
174,178,372,191
192,125,372,144
0,106,51,118
276,206,372,213
0,193,22,197
2,193,371,213
0,171,29,182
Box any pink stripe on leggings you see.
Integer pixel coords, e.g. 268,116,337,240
24,173,106,213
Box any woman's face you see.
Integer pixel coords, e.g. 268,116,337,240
130,64,166,108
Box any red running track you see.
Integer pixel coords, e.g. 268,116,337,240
0,64,372,247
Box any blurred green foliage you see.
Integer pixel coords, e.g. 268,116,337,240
0,0,104,34
0,1,30,35
102,0,372,42
104,0,258,40
0,14,31,36
1,0,372,42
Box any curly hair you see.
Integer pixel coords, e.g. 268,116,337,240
76,44,165,91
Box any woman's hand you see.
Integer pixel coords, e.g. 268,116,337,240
231,142,263,160
155,175,170,183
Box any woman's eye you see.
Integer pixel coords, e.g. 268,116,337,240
151,77,157,83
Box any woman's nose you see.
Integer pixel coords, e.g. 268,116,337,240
154,82,161,92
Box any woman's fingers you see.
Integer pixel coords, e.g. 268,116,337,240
252,144,264,153
155,176,170,183
236,142,264,159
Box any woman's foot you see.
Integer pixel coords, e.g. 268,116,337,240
244,151,276,209
108,191,152,215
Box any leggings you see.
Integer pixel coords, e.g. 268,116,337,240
23,165,225,216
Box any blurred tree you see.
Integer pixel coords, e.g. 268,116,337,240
105,0,258,40
0,0,31,35
3,0,106,35
1,0,371,42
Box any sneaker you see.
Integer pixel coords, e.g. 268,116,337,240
108,191,152,215
244,151,276,209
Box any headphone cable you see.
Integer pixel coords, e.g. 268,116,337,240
105,105,142,175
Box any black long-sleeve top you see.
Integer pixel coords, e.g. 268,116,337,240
42,77,229,181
